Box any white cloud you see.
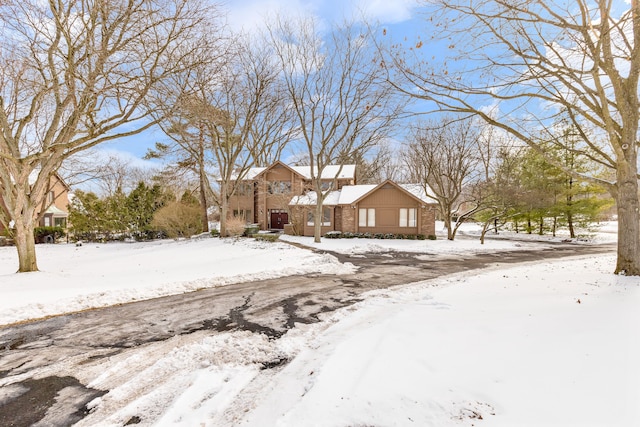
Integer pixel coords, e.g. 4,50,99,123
225,0,317,33
224,0,419,33
93,147,161,171
353,0,418,24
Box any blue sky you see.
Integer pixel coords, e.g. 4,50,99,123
99,0,427,167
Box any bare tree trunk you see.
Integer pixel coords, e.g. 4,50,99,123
615,158,640,275
442,214,453,240
220,204,229,237
198,183,209,233
313,199,323,243
219,185,229,237
480,219,494,245
14,215,38,273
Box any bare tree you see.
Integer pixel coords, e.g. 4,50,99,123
385,1,640,274
404,119,481,240
145,34,233,233
166,35,294,237
340,143,403,184
0,0,219,272
269,17,405,242
147,100,218,233
61,151,157,197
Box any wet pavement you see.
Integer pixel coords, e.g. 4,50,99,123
0,240,615,426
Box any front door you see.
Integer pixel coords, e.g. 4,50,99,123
270,212,288,229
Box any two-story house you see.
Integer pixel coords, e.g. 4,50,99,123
228,161,356,231
0,172,70,236
227,161,438,238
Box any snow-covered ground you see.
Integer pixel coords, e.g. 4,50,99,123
237,255,639,427
0,237,354,326
2,221,638,426
1,221,614,326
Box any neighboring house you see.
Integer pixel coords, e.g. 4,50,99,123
0,172,70,236
226,161,437,237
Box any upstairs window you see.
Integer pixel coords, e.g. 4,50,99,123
235,182,253,196
268,181,291,194
320,181,333,191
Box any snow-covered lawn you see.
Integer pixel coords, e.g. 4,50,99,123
2,221,637,426
238,255,639,427
1,221,612,326
0,237,354,326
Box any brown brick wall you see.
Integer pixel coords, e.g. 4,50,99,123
341,206,356,233
420,204,437,237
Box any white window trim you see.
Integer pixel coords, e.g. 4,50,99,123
307,208,331,226
359,208,375,227
400,208,417,227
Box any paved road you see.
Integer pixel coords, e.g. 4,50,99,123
0,240,615,426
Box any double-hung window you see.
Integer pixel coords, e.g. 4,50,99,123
358,208,375,227
399,208,417,227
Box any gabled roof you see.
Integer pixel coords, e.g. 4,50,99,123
397,183,435,204
242,161,357,181
337,185,377,204
45,205,68,217
290,190,341,206
350,180,436,206
253,160,301,180
290,164,355,180
289,181,436,207
289,184,377,206
26,169,70,190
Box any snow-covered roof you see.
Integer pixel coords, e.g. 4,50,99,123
289,185,376,206
289,164,356,180
289,183,436,207
398,183,436,204
290,190,341,206
238,163,356,181
337,185,377,204
240,167,267,180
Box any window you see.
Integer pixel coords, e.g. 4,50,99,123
46,191,54,205
54,217,67,228
358,208,375,227
307,207,331,226
268,181,291,194
236,183,253,196
399,208,417,227
233,209,252,222
320,181,333,191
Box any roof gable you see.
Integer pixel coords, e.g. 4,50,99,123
289,164,356,180
28,169,71,190
245,162,357,181
254,160,305,180
351,180,434,205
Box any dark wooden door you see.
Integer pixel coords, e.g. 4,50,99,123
270,212,288,229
